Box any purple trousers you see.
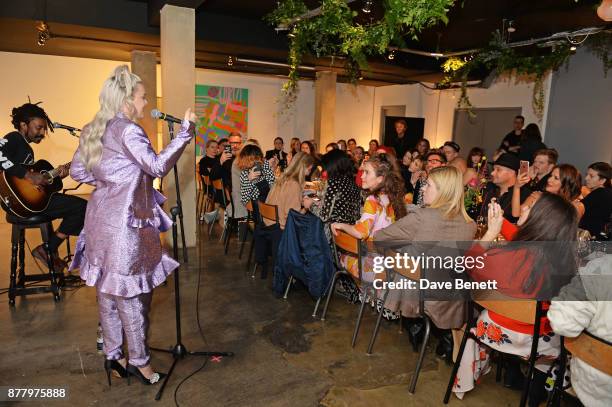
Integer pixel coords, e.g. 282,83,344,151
97,286,153,367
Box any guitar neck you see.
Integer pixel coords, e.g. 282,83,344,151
48,162,72,178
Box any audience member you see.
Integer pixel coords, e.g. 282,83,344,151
443,141,467,174
413,150,447,206
337,139,347,151
199,139,219,177
415,138,430,157
518,123,546,163
347,138,357,152
238,144,276,220
265,137,288,168
463,147,487,186
529,149,558,192
352,146,365,166
368,139,379,157
499,115,524,155
265,152,315,229
579,161,612,237
325,142,339,152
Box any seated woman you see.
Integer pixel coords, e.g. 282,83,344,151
264,152,314,229
452,193,579,404
512,163,585,221
548,253,612,407
238,144,275,220
373,166,476,352
331,153,406,318
579,161,612,238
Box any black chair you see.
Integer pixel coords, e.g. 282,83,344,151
4,210,62,306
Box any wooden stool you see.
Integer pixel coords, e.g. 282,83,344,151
6,212,62,306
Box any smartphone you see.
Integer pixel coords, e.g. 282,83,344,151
224,144,232,154
519,160,529,176
253,162,262,173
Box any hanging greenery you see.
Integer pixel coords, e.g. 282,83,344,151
440,31,612,120
266,0,456,108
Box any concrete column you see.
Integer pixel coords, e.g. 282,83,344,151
160,4,196,247
130,50,158,150
314,71,337,153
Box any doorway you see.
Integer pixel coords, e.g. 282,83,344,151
452,107,522,159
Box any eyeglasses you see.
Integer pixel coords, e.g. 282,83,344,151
229,141,242,145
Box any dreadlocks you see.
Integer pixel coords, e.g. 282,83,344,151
10,102,54,133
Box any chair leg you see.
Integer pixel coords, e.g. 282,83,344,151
246,234,255,270
17,231,26,287
520,340,540,407
238,226,248,259
398,309,403,334
321,272,341,321
283,276,294,299
8,227,19,306
409,317,431,393
351,286,370,348
496,352,504,382
42,238,60,302
207,209,217,238
547,338,566,407
366,288,390,355
443,322,471,403
312,297,322,318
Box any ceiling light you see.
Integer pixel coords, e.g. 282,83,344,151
570,45,577,51
507,20,516,33
430,52,444,58
227,56,234,67
36,21,51,46
362,0,372,14
388,49,396,60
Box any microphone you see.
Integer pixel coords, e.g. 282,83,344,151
151,109,183,124
53,122,82,132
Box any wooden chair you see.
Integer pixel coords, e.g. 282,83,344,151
319,229,379,348
239,201,256,268
251,201,280,278
547,331,612,406
443,291,543,407
211,178,237,254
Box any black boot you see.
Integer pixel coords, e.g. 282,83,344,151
435,329,453,364
504,356,526,390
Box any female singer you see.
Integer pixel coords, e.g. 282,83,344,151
69,65,195,385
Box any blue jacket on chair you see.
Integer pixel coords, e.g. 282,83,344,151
273,209,335,298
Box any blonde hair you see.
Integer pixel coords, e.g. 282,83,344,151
427,166,472,222
275,152,314,189
79,65,141,170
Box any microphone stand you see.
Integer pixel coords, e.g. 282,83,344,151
150,120,234,401
165,121,188,263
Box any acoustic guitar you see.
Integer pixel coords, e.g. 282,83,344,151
0,160,71,218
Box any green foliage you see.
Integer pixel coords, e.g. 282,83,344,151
266,0,456,108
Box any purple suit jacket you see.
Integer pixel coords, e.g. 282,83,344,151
69,112,193,297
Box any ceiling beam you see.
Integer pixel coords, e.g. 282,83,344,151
147,0,207,26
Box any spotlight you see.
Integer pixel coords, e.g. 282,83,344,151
388,49,396,60
227,55,234,67
36,21,51,46
570,45,577,51
362,0,372,14
507,20,516,33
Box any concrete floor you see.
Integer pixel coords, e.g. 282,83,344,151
0,220,524,407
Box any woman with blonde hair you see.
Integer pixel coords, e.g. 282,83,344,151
374,165,476,354
264,152,315,229
70,65,195,385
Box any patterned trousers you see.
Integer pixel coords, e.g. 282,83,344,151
97,287,153,367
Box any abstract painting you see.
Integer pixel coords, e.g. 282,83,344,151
195,84,248,155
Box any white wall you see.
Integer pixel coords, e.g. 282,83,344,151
0,52,121,192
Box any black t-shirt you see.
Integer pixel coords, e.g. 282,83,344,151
388,133,419,160
529,172,551,192
579,187,612,237
482,181,532,223
0,131,35,178
199,155,219,176
499,131,522,155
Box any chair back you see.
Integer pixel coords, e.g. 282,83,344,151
245,201,253,212
332,230,365,281
257,201,279,225
212,178,232,207
389,250,421,280
473,290,538,325
565,331,612,376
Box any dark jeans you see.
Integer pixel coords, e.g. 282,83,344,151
43,193,87,236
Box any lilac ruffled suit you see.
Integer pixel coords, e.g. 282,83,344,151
69,112,192,366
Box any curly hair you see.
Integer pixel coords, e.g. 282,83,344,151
11,102,53,132
363,153,407,219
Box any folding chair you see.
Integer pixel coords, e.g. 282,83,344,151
547,331,612,406
239,201,255,268
443,292,543,407
251,201,280,278
319,230,379,348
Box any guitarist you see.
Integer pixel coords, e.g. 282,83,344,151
0,102,86,270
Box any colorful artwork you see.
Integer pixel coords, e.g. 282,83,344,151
195,85,248,155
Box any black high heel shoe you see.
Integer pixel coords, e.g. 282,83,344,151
104,359,128,387
126,364,167,386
